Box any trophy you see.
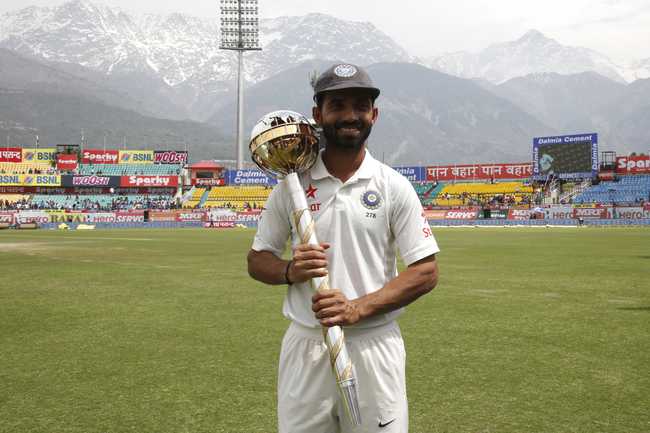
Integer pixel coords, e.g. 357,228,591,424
249,110,362,426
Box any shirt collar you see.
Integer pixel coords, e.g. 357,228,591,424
311,148,377,181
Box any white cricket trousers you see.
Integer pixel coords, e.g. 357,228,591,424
278,321,408,433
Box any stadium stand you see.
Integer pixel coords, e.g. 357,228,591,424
413,182,444,207
29,194,176,211
76,164,182,176
203,185,271,211
183,187,208,209
573,175,650,204
433,181,533,206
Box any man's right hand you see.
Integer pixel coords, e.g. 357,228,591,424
288,243,330,284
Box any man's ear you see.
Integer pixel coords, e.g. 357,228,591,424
312,106,322,125
371,106,379,125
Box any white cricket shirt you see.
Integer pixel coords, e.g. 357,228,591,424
252,150,440,328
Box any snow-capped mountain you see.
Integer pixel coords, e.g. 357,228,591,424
622,57,650,82
0,1,411,111
427,30,629,84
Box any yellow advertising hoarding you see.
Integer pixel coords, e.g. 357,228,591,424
118,150,154,164
21,148,57,163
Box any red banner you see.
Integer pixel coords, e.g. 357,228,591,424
120,175,178,188
81,150,119,164
645,203,650,212
573,207,610,219
424,210,448,220
0,212,16,224
0,147,22,163
426,163,533,181
57,154,78,171
614,207,650,219
193,178,225,186
616,155,650,174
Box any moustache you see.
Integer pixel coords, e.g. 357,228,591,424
334,121,364,130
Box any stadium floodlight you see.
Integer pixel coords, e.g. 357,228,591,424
219,0,261,170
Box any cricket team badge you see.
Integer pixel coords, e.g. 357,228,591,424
334,64,358,78
361,190,382,210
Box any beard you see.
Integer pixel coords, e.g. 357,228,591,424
321,119,372,151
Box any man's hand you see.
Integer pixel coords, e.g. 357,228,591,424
312,289,362,327
288,243,330,284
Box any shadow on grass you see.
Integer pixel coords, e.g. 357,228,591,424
617,306,650,311
637,255,650,259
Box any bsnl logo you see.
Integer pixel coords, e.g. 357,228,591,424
24,151,55,161
24,175,58,185
121,153,153,162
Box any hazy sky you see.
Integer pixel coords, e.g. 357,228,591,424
1,0,649,63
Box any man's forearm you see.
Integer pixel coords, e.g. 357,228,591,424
354,256,438,320
247,250,290,285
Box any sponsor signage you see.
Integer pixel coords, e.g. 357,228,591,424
22,148,56,162
616,155,650,174
116,211,145,222
193,178,225,186
205,221,236,228
393,166,426,182
546,205,574,220
572,207,610,219
48,211,88,223
445,209,478,220
488,209,508,219
0,212,15,224
532,133,598,180
118,150,154,164
613,207,650,219
424,210,448,220
0,175,61,186
62,175,120,187
176,211,206,222
120,175,178,188
15,211,50,224
225,169,277,185
154,150,188,165
57,154,78,171
426,163,533,181
81,149,119,164
0,147,22,163
508,209,532,220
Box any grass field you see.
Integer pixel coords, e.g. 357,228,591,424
1,227,649,433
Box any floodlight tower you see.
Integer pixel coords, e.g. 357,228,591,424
220,0,261,170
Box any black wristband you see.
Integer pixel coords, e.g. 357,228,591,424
284,260,293,285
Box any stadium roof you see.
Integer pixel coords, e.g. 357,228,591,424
189,160,224,170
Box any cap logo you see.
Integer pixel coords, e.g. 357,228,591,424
334,64,357,78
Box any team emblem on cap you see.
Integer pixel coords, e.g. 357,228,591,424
361,190,382,210
334,64,357,78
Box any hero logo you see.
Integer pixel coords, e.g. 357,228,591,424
155,151,187,164
84,151,117,163
128,176,171,187
446,211,476,219
73,176,110,186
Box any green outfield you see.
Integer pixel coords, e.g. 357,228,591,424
1,227,649,433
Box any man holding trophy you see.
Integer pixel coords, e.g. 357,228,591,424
247,63,440,433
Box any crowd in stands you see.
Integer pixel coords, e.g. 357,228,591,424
1,195,178,211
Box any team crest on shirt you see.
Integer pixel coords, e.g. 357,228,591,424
361,190,382,210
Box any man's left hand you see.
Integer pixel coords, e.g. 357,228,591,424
311,289,362,327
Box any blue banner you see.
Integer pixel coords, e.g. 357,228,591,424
225,169,278,186
392,166,426,182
